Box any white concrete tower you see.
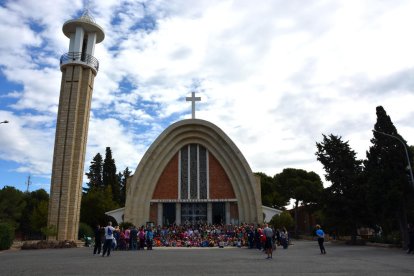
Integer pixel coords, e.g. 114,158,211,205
47,10,104,241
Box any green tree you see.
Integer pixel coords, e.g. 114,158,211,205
20,189,49,239
256,172,289,209
0,186,26,227
0,222,15,250
269,211,294,230
274,168,323,236
103,147,121,204
80,186,119,227
364,106,414,249
85,153,103,191
119,167,132,206
316,134,366,241
29,200,48,237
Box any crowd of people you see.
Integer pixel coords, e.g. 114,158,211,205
93,222,291,255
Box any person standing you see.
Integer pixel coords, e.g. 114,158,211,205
124,227,130,250
247,226,254,249
407,223,414,254
146,227,154,250
263,224,274,259
93,224,103,255
138,227,146,250
130,226,138,250
316,224,326,254
102,221,115,257
280,227,288,249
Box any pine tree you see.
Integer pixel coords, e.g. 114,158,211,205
316,134,366,240
103,147,121,204
274,168,323,236
85,153,103,191
256,172,290,209
364,106,413,249
119,167,132,206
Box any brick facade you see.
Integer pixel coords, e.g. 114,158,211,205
209,153,236,199
152,153,178,199
151,149,236,200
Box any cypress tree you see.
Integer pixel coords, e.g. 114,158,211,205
364,106,413,249
103,147,121,204
85,153,103,191
316,134,366,240
119,167,132,206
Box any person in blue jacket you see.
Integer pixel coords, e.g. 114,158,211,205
315,224,326,254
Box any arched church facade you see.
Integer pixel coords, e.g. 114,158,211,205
123,119,263,226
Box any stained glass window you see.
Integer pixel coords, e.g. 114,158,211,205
190,144,198,199
180,146,188,199
199,146,207,199
179,144,208,199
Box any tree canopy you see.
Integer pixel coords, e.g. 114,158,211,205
85,153,103,191
81,147,131,227
256,172,289,209
316,134,367,237
364,106,413,248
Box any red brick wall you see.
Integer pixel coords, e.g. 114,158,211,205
149,203,158,224
152,153,178,199
151,150,236,200
209,153,235,199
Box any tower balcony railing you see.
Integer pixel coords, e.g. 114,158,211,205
60,52,100,73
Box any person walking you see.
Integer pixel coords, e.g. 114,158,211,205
102,221,115,257
315,224,326,254
263,224,274,259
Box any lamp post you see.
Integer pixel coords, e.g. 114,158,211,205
0,120,9,124
373,129,414,188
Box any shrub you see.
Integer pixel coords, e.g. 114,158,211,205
0,222,15,250
269,211,294,230
21,240,77,250
369,231,401,245
40,225,57,240
78,222,93,240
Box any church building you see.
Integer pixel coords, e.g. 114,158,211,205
107,94,278,227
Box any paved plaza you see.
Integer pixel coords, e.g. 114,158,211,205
1,240,413,275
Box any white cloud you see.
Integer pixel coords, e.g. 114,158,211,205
1,0,414,193
0,110,55,175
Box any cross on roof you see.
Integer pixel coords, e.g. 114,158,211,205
186,91,201,119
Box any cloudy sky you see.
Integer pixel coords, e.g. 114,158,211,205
0,0,413,193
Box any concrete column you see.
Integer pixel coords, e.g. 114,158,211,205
86,32,96,56
73,26,84,54
225,202,230,225
207,202,212,224
157,203,163,226
176,203,181,225
69,33,76,52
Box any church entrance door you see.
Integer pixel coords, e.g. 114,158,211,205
181,203,207,225
212,202,225,224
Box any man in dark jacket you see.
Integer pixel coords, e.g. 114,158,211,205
93,224,103,255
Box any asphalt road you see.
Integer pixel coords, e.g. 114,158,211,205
1,240,413,275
